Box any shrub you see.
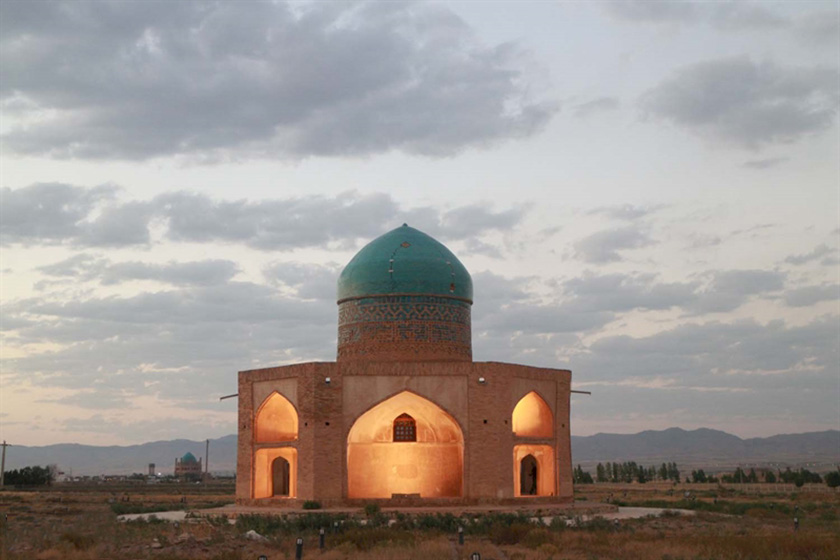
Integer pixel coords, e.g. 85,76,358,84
363,503,381,517
522,527,555,549
110,502,185,515
337,528,415,551
490,523,531,545
302,500,321,510
59,531,96,550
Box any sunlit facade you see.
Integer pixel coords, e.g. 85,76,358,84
236,225,573,505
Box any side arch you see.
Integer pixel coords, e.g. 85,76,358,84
512,391,553,438
255,391,299,443
347,390,464,498
513,444,555,497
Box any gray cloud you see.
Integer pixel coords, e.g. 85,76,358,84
604,1,698,24
580,316,838,382
263,262,341,301
640,56,839,149
563,272,698,313
784,284,840,307
785,244,836,265
0,183,117,245
794,10,840,46
574,225,655,263
606,1,788,32
2,183,526,251
5,258,837,432
689,269,785,314
587,204,662,221
38,254,240,287
574,97,620,118
711,3,787,30
0,1,555,161
743,157,789,169
3,281,337,406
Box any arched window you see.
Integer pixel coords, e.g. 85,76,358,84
255,392,298,443
512,391,553,438
393,413,417,442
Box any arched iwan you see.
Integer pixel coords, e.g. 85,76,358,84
255,391,298,443
347,391,463,499
512,391,553,438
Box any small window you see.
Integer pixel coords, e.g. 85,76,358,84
392,413,417,442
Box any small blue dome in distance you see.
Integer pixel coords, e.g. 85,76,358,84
338,225,473,302
181,452,198,463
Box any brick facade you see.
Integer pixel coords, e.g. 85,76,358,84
235,225,573,506
236,361,573,506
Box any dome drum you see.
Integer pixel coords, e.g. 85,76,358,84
336,225,474,362
338,294,472,362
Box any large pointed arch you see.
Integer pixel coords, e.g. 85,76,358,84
347,390,463,498
512,391,553,438
255,391,298,443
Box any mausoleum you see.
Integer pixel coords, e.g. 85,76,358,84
236,225,573,505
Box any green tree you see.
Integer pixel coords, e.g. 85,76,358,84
596,463,606,483
764,470,776,483
824,470,840,488
2,465,54,486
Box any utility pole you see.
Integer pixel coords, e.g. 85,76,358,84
1,441,10,487
205,439,209,475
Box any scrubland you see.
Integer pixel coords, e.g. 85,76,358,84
1,483,838,559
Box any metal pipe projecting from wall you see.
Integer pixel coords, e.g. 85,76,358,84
570,390,592,395
219,393,238,401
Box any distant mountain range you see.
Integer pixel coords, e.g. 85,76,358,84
2,435,239,477
570,428,839,470
3,429,837,476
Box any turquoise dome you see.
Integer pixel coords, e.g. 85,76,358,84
338,225,473,302
181,452,198,463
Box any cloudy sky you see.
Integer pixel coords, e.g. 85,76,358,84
1,1,838,446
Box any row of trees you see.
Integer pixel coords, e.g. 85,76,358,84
573,464,840,488
2,465,56,486
718,466,837,487
591,461,681,484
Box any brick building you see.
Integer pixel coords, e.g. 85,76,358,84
236,224,573,506
174,452,202,479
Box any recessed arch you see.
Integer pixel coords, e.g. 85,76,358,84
512,391,553,438
513,444,555,497
347,390,463,498
253,447,297,499
255,391,298,443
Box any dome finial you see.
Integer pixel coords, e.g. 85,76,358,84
402,223,408,227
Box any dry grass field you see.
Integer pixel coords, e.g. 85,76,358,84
1,483,838,560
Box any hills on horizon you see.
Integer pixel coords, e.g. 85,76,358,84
3,428,837,477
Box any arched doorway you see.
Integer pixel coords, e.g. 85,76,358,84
253,448,297,499
520,454,538,495
513,444,555,497
272,457,290,497
347,391,464,499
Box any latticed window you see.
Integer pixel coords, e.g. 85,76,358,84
393,413,416,442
